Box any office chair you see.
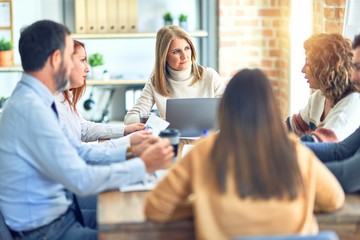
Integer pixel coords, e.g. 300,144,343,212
234,231,338,240
0,210,12,240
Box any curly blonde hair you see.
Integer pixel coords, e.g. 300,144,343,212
304,33,355,105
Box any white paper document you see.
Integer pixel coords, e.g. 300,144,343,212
181,144,194,157
145,114,170,136
119,170,168,192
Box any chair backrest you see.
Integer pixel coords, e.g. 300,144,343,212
234,231,338,240
0,210,13,240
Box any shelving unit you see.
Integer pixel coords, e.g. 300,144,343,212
73,30,208,39
86,79,147,86
0,65,22,72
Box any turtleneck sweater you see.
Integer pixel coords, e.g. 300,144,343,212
124,65,225,124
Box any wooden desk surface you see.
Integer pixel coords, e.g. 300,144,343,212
316,194,360,224
98,190,360,240
98,138,360,239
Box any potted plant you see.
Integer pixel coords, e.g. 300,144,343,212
0,38,13,67
178,13,188,31
88,53,105,80
163,12,173,26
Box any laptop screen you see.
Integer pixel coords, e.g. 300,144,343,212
165,98,220,137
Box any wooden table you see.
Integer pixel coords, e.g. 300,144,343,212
98,191,360,240
316,194,360,240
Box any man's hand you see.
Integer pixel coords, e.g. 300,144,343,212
140,138,174,173
132,136,159,157
129,130,152,146
124,123,146,135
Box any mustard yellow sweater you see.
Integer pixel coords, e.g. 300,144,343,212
144,134,344,240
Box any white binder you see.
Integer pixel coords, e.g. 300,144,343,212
96,0,107,33
127,0,138,32
75,0,87,33
125,89,134,111
107,0,118,33
86,0,97,33
117,0,128,32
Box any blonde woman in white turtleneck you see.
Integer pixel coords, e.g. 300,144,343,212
124,25,225,124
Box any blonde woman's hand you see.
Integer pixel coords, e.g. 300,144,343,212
124,123,146,135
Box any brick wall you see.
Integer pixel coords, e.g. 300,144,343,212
218,0,291,117
218,0,348,117
313,0,346,34
313,0,325,33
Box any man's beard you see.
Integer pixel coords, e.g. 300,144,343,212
55,60,69,92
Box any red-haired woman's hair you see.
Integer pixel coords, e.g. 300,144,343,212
62,40,87,112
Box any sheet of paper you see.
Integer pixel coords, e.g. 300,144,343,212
145,114,170,136
181,144,194,157
119,170,168,192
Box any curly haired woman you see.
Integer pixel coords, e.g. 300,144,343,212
286,33,360,142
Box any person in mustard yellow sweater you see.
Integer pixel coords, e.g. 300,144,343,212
144,69,345,240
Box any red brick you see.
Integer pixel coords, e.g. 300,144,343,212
324,21,343,33
269,39,277,48
266,70,281,78
324,8,335,19
258,9,282,17
262,29,274,37
261,60,273,67
336,8,345,19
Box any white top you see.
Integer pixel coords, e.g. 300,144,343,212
55,93,130,148
124,66,226,124
296,90,360,141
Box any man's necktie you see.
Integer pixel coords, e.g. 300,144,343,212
50,101,85,225
51,102,58,118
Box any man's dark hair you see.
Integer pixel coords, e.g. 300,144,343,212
19,20,71,72
353,34,360,50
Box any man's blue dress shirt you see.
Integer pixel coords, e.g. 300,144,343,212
0,74,146,231
306,126,360,193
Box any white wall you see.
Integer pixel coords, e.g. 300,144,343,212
0,0,63,99
289,0,312,115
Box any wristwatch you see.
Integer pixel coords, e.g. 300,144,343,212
126,146,134,160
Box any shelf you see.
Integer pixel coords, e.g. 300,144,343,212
72,30,208,39
0,65,22,72
86,79,147,86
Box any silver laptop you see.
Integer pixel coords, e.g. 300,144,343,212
165,98,220,138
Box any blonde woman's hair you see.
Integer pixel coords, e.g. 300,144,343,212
150,25,204,96
304,33,356,105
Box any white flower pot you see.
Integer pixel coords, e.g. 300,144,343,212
91,66,105,80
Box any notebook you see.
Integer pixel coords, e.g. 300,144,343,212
165,98,220,138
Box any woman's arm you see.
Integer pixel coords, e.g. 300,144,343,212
305,127,360,162
325,149,360,193
144,152,193,222
79,116,124,142
124,81,155,125
311,151,345,212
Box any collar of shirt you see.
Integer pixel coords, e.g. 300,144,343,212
20,73,55,110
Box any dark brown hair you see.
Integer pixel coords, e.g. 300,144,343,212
210,69,304,200
63,40,87,112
